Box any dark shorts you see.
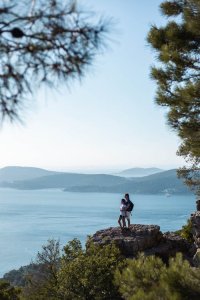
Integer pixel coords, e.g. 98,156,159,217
119,215,125,219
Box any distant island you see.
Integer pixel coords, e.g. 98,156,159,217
116,167,163,178
0,166,192,195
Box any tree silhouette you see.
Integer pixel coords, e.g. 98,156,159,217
0,0,109,121
147,0,200,194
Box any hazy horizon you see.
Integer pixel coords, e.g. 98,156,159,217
0,164,176,175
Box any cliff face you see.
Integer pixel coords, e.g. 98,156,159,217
91,224,162,257
191,200,200,266
191,203,200,249
89,224,195,263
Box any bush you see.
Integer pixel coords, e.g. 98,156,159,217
115,253,200,300
176,219,194,243
0,280,21,300
58,239,123,299
21,238,123,300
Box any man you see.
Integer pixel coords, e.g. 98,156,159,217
124,193,134,228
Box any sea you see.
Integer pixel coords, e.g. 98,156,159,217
0,188,196,277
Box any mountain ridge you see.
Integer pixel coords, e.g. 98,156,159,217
116,167,164,177
0,166,192,195
64,169,191,195
0,166,59,182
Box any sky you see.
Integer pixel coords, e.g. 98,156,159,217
0,0,185,173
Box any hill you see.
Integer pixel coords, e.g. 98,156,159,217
65,170,192,194
0,167,192,195
117,167,163,177
1,172,127,190
0,166,58,182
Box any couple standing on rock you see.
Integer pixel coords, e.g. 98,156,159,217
118,193,134,228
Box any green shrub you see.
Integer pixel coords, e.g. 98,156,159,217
176,219,194,243
58,240,123,300
0,280,21,300
115,253,200,300
21,238,123,300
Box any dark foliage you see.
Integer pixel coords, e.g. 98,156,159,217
115,253,200,300
0,279,21,300
147,0,200,194
0,0,109,121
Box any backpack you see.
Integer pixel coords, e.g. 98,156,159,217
127,200,134,211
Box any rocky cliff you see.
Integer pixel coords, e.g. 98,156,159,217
89,199,200,264
90,224,162,256
191,199,200,266
191,200,200,248
89,224,195,263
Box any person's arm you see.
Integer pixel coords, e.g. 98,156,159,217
121,204,126,211
126,201,130,211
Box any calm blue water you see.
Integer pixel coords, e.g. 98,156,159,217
0,188,196,277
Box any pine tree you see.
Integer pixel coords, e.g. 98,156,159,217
115,253,200,300
0,0,108,121
22,239,61,299
147,0,200,194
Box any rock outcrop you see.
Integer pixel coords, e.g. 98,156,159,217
88,200,200,264
190,199,200,266
89,224,195,262
191,210,200,249
145,231,196,263
196,199,200,211
90,224,162,257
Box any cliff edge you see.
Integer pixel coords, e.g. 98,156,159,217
89,224,195,263
89,200,200,264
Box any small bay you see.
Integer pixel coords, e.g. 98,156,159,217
0,188,196,277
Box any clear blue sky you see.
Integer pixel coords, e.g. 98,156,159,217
0,0,185,173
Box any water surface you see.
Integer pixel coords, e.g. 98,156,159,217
0,188,196,276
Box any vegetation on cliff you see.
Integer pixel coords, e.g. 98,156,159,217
3,238,200,300
176,219,194,243
115,253,200,300
12,239,122,300
0,280,21,300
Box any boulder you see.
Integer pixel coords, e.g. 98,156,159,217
190,208,200,265
88,224,195,261
193,248,200,267
89,224,162,256
191,211,200,248
196,199,200,211
144,232,196,263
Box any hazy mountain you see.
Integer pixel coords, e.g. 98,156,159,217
64,170,192,195
0,166,58,182
117,167,164,177
1,173,127,190
0,167,192,195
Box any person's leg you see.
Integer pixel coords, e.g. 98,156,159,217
122,216,126,227
126,212,131,228
118,216,122,227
